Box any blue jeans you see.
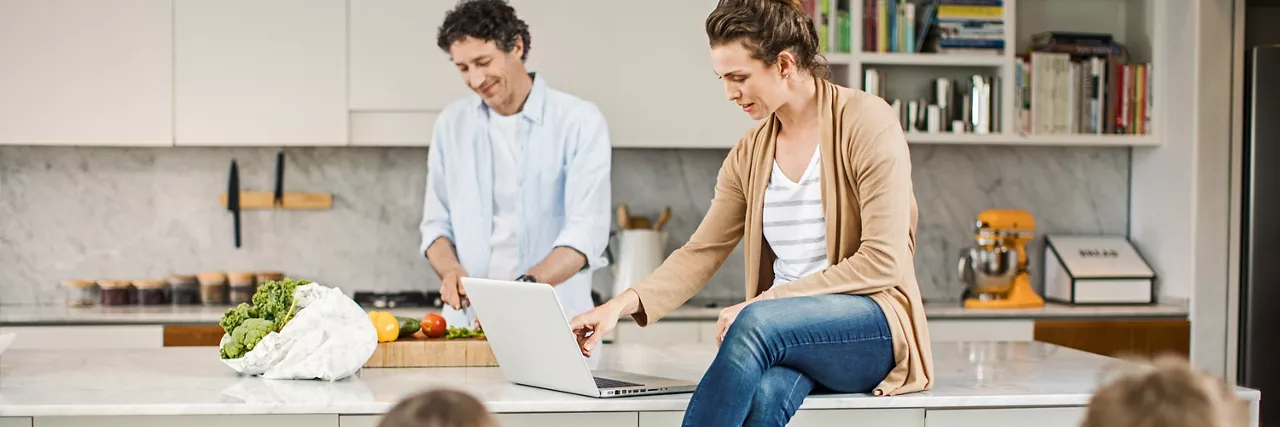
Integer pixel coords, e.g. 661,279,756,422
681,295,895,427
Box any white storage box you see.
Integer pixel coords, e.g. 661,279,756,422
1043,234,1156,304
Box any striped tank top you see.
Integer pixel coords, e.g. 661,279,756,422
762,148,829,286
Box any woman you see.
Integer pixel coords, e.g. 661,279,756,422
568,0,933,425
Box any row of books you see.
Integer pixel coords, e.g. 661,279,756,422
1013,33,1150,135
862,0,1005,55
801,0,854,53
865,69,1001,134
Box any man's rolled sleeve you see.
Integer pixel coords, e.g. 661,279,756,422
419,119,454,257
552,106,612,271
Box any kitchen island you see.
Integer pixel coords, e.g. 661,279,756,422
0,341,1259,427
0,301,1195,360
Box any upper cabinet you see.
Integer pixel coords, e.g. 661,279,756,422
509,0,618,113
0,0,173,145
0,0,1172,148
349,0,469,111
174,0,347,146
607,0,758,148
348,0,469,146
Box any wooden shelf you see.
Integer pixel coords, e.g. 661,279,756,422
904,132,1159,146
859,52,1007,67
826,53,854,65
219,191,333,210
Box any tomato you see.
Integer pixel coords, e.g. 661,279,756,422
421,313,447,338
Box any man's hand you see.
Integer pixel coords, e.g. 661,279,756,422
439,268,470,310
426,237,470,309
714,298,758,347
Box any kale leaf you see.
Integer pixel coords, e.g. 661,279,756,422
217,277,313,359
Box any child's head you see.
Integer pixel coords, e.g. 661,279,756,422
377,388,497,427
1082,355,1250,427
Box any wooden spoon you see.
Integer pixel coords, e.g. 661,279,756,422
617,204,631,229
654,207,671,231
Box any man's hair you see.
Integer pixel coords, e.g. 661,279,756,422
436,0,531,61
1082,355,1250,427
376,388,497,427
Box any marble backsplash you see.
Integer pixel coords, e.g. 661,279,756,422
0,145,1127,306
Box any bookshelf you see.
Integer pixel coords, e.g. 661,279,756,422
859,52,1007,66
817,0,1164,147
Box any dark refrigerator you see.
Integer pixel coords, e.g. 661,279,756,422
1242,44,1280,427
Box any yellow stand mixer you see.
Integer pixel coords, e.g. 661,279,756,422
957,209,1045,309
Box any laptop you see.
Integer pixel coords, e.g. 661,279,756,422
460,277,698,398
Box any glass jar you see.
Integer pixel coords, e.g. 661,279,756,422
228,272,255,305
62,280,98,308
134,279,170,305
255,271,284,286
198,271,228,305
98,280,133,306
168,274,200,305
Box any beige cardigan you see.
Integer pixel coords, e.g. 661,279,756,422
629,78,933,396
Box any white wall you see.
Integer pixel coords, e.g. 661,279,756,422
1129,0,1235,379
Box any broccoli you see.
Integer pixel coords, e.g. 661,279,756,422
216,277,312,360
220,340,244,359
220,318,274,359
219,303,258,335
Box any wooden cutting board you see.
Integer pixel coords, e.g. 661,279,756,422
363,333,498,368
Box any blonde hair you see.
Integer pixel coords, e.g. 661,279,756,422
1082,355,1250,427
376,388,498,427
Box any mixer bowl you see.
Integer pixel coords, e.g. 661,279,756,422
957,246,1019,294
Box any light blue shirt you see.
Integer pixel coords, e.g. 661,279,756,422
419,74,611,319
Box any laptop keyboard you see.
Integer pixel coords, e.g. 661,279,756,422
594,377,643,389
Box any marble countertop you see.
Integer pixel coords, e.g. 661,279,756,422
0,300,1189,326
0,341,1257,417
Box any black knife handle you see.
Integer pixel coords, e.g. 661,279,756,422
274,151,285,207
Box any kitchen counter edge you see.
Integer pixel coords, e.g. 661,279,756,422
0,301,1190,326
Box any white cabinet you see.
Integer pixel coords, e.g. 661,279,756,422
0,418,32,427
174,0,347,146
509,0,617,112
495,413,637,427
34,415,336,427
0,0,172,146
607,0,757,148
640,409,924,427
348,0,469,112
0,326,162,350
924,408,1087,427
347,0,468,146
344,413,638,427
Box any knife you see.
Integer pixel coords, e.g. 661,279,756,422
228,159,241,248
273,151,285,208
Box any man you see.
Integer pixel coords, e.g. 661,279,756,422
420,0,611,329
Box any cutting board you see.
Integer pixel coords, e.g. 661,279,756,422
363,333,498,368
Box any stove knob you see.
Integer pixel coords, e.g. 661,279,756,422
374,299,386,308
388,300,397,308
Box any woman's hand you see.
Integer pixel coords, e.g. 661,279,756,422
569,289,642,357
714,297,759,346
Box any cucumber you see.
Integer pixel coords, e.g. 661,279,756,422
396,316,421,338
